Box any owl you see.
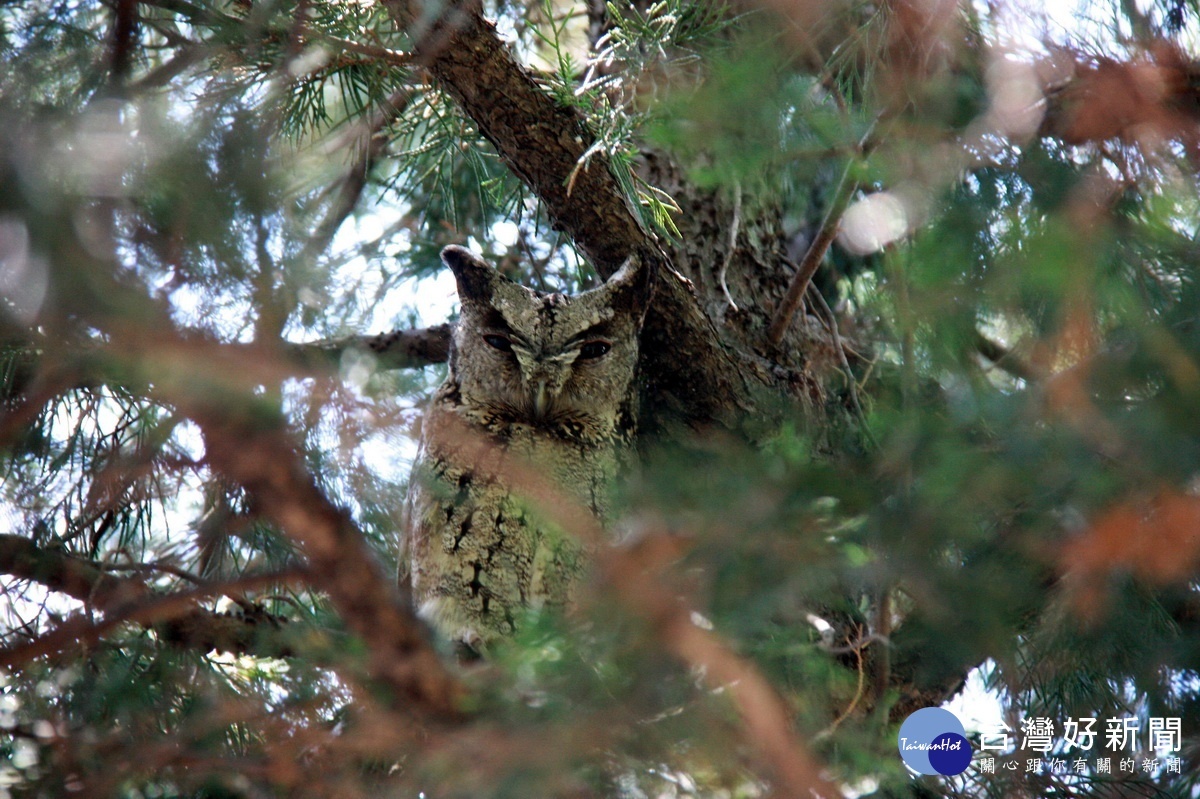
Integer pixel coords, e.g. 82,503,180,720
402,246,650,652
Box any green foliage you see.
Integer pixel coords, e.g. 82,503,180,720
3,0,1200,798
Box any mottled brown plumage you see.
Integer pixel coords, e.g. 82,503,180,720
402,246,649,651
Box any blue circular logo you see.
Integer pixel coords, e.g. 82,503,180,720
898,708,972,776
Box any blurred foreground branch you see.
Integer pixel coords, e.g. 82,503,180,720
0,534,302,666
182,397,465,717
1,328,466,715
0,324,451,423
424,412,845,798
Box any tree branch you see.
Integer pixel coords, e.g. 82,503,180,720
381,0,758,429
126,43,209,92
319,34,413,68
0,534,301,665
107,0,139,91
0,534,142,607
767,164,857,348
0,104,466,716
384,1,643,277
1,335,463,715
974,330,1042,383
0,325,452,422
47,321,465,715
183,403,465,718
286,323,451,370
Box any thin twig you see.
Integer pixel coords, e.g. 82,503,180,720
823,630,869,735
718,184,741,313
808,285,875,446
766,160,857,347
318,34,414,68
101,560,204,584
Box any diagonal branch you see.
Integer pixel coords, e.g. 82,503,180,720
974,330,1042,382
384,1,643,277
2,330,462,715
0,110,466,715
381,0,756,429
186,403,465,718
767,164,857,348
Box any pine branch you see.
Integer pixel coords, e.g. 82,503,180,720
125,43,209,92
6,322,464,714
0,534,139,606
107,0,140,91
1039,44,1200,151
317,35,413,68
0,325,452,416
289,323,451,370
0,535,301,665
2,328,460,710
2,327,464,716
178,394,465,718
383,1,643,277
380,0,757,428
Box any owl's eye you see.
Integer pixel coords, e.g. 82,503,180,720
577,340,611,360
483,334,513,352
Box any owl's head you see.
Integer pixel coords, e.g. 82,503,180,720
441,246,650,435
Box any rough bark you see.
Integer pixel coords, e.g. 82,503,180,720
289,324,452,370
636,151,836,398
387,1,643,277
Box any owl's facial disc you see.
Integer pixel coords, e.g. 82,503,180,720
448,251,640,430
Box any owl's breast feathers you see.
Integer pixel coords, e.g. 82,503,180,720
404,384,626,651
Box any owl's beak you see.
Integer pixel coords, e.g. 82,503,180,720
533,379,549,419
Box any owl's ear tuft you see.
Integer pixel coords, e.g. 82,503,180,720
602,251,653,318
441,246,496,302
